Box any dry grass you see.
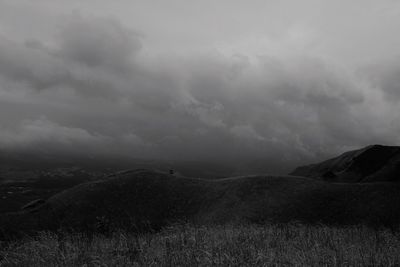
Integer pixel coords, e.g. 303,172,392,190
1,223,400,266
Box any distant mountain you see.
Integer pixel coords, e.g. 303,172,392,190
2,169,400,238
0,149,253,179
290,145,400,182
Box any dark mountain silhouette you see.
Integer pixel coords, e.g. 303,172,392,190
2,169,400,238
290,145,400,182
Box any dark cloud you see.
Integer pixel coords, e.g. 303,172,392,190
0,13,399,173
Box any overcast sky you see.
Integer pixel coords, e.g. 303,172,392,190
0,0,400,172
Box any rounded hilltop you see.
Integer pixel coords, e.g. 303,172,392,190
2,167,400,238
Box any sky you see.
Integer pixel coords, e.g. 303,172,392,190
0,0,400,173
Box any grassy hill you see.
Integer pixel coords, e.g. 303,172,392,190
291,144,400,182
2,169,400,238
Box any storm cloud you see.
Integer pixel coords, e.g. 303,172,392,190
0,1,400,173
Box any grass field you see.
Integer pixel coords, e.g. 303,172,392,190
4,171,400,238
1,223,400,266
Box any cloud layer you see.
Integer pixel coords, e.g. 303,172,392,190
0,4,400,173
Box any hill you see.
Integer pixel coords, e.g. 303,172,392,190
1,169,400,238
290,144,400,182
0,151,246,214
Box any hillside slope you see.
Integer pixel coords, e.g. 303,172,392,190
290,145,400,182
1,169,400,237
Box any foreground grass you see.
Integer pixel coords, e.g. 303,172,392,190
1,223,400,266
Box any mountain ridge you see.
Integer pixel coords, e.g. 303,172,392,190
290,144,400,182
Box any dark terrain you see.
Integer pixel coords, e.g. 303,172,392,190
2,169,400,238
291,144,400,182
0,151,239,214
1,145,400,239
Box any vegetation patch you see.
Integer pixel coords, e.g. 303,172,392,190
1,223,400,266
